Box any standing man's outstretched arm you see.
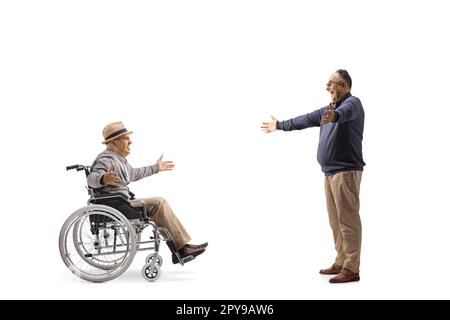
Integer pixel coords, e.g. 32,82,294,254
261,109,323,133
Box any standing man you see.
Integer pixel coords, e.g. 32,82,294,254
261,70,365,283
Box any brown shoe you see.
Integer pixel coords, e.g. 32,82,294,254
329,268,360,283
319,263,342,275
185,242,208,249
172,246,206,264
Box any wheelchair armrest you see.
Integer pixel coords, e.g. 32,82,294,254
89,193,145,220
90,193,129,203
136,199,147,215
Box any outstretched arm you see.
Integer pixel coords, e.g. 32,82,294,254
129,154,174,182
262,109,322,132
332,98,360,123
101,166,120,187
87,157,119,188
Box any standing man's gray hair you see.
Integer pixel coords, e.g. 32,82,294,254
336,69,352,89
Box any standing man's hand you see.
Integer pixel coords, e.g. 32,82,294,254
157,154,175,171
321,102,336,125
101,166,120,187
261,115,278,133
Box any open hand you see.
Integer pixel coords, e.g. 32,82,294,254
321,103,336,125
157,154,175,171
261,115,278,133
102,166,120,187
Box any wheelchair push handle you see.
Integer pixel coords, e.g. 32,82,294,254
66,164,85,171
66,164,91,176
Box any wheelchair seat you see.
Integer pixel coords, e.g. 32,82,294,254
89,193,146,220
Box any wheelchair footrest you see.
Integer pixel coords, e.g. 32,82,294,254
180,255,195,265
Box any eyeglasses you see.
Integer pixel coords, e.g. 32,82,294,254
326,80,345,87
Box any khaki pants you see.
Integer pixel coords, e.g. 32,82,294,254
131,197,191,251
325,171,362,273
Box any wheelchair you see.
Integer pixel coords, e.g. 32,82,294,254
59,164,195,283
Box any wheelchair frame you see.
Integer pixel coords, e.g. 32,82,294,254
59,164,191,283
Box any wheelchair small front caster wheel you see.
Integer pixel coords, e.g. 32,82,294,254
145,254,163,267
142,264,161,282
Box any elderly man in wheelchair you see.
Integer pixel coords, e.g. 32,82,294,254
59,121,207,282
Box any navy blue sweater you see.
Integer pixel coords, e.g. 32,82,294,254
276,93,365,175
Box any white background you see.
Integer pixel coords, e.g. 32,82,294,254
1,0,449,299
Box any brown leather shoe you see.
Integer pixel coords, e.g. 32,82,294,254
329,268,360,283
172,246,206,264
319,263,342,275
185,242,208,249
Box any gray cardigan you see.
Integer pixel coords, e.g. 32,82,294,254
87,149,159,198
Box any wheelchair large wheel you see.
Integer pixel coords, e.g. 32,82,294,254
72,220,142,271
59,205,137,283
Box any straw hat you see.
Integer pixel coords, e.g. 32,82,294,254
102,121,133,144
